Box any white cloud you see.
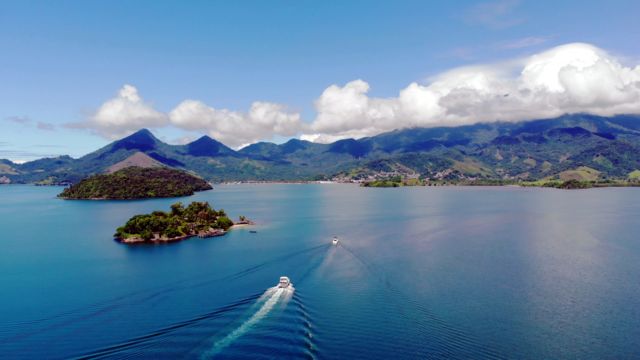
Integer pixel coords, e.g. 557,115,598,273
78,85,303,147
496,36,549,49
303,43,640,142
307,80,398,140
81,43,640,147
171,135,198,145
79,84,168,139
169,100,302,148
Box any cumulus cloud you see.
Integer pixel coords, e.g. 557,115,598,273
301,80,398,143
77,84,303,147
80,43,640,147
169,100,302,148
303,43,640,142
73,84,168,139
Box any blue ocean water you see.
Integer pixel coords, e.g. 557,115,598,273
1,184,639,359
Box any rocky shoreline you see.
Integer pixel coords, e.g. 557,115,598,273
117,228,226,244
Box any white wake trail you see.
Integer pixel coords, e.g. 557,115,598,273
201,286,291,358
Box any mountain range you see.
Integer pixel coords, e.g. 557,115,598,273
3,113,640,184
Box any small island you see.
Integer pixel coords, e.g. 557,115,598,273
58,166,212,200
361,176,423,188
114,201,249,244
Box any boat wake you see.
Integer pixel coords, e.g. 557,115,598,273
1,244,328,349
200,285,295,359
32,243,327,359
72,293,262,359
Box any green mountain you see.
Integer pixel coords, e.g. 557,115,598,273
4,114,640,184
58,167,212,200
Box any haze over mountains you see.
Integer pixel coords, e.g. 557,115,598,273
2,113,640,184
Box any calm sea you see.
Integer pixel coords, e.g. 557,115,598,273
1,184,639,359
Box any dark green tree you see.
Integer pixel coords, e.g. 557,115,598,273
171,202,184,216
216,216,233,230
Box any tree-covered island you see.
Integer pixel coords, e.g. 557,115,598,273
58,166,212,200
114,201,248,244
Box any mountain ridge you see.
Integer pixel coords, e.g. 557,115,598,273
4,113,640,184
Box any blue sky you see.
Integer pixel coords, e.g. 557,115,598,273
1,0,639,161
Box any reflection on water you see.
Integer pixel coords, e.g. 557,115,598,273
1,184,640,358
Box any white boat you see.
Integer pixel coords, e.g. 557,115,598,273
278,276,291,288
332,236,339,245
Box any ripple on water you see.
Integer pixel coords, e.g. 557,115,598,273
302,243,509,359
66,285,316,359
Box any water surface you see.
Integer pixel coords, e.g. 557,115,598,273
1,184,639,359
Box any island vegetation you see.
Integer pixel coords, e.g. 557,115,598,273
360,174,640,190
520,179,640,189
58,166,212,200
361,176,424,187
114,201,247,244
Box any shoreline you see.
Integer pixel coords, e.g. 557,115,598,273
216,180,338,185
6,181,640,190
359,183,640,188
116,221,254,245
212,180,640,189
57,188,213,201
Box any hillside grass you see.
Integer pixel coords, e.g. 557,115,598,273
628,170,640,180
0,163,19,175
452,158,492,177
558,166,601,181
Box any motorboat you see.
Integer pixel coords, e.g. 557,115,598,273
332,236,339,246
278,276,291,288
